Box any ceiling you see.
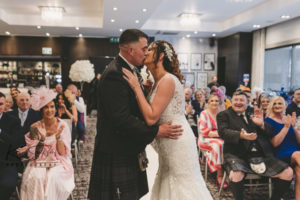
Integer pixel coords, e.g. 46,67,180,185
0,0,300,38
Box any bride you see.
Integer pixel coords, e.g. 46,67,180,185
122,40,213,200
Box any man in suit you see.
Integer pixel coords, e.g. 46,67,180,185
8,92,41,146
0,92,22,199
286,88,300,117
184,87,198,137
88,29,183,200
217,91,293,200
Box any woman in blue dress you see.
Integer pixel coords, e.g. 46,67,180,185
264,96,300,199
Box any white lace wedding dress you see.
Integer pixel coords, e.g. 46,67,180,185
148,73,213,200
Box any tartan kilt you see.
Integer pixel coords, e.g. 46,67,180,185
223,153,289,177
88,151,148,200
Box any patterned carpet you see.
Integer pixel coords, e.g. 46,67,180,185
11,111,294,200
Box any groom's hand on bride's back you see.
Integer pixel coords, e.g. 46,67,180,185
157,121,183,139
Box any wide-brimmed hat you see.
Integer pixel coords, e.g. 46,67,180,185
31,86,57,111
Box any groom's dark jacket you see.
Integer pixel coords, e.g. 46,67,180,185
89,55,158,200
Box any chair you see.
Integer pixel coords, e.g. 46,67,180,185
198,147,210,182
219,171,272,198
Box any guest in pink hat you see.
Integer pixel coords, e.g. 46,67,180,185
17,86,75,200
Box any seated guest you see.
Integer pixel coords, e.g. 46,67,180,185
217,91,293,200
207,74,219,89
257,93,271,118
219,86,232,109
10,87,20,111
8,92,41,145
198,94,227,188
265,96,300,199
4,95,13,112
56,91,78,144
192,89,205,116
67,84,86,142
185,87,198,137
0,92,22,200
55,83,63,94
17,86,75,200
286,88,300,117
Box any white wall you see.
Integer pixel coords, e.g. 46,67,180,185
151,36,218,89
266,17,300,49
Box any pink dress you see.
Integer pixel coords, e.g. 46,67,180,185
20,118,75,200
198,110,224,172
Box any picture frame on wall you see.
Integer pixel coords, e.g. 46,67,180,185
197,72,208,89
191,53,202,70
182,72,195,87
177,53,190,71
203,53,215,71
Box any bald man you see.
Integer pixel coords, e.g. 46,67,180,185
7,92,41,146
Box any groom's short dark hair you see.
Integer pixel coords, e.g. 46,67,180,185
119,29,148,47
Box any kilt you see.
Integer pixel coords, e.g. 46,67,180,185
223,153,289,177
88,152,148,200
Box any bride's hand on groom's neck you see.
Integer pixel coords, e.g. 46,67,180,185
157,121,183,139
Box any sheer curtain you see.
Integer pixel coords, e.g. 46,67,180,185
251,29,266,90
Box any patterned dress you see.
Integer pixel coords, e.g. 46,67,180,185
20,118,75,200
198,110,224,172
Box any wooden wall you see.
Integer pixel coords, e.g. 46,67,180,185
217,32,253,95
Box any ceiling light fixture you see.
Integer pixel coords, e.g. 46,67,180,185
40,6,65,21
37,26,41,29
142,8,147,12
178,13,201,26
5,31,10,35
110,19,115,23
75,27,79,30
79,34,83,37
186,34,191,38
113,7,118,11
135,20,139,24
227,0,253,2
253,24,261,28
194,31,198,34
119,29,123,32
281,15,290,19
46,32,50,37
212,33,216,37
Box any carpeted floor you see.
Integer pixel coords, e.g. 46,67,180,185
11,111,294,200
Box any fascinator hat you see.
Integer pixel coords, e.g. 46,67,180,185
30,86,57,111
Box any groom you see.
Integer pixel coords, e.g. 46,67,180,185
88,29,183,200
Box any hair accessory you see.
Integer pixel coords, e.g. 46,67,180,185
163,43,173,61
30,86,57,111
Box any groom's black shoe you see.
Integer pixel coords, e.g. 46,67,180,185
230,180,244,200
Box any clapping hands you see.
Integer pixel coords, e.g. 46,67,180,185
283,112,297,128
240,128,257,141
250,109,264,127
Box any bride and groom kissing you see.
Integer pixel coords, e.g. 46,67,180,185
88,29,213,200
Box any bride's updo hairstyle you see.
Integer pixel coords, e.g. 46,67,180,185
152,40,184,83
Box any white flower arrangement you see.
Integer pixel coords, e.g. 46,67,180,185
69,60,95,83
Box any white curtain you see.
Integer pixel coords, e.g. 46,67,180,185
251,29,266,90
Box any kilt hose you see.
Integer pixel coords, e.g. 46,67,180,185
88,152,149,200
223,153,289,177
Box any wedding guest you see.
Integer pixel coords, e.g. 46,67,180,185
87,73,101,116
4,95,13,112
55,84,63,94
286,88,300,117
198,94,227,188
185,87,198,137
0,92,22,200
17,86,75,200
192,90,205,117
7,92,41,145
265,96,300,199
258,93,271,118
207,74,219,89
10,87,20,111
217,91,293,200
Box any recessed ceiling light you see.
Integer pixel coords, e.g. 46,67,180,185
79,34,83,37
253,24,261,28
194,31,198,34
142,8,147,12
75,27,79,30
119,29,123,32
182,37,186,39
135,20,139,23
37,26,41,29
113,7,118,11
46,32,50,36
5,31,10,35
110,19,115,23
186,34,191,38
212,33,216,37
281,15,290,19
